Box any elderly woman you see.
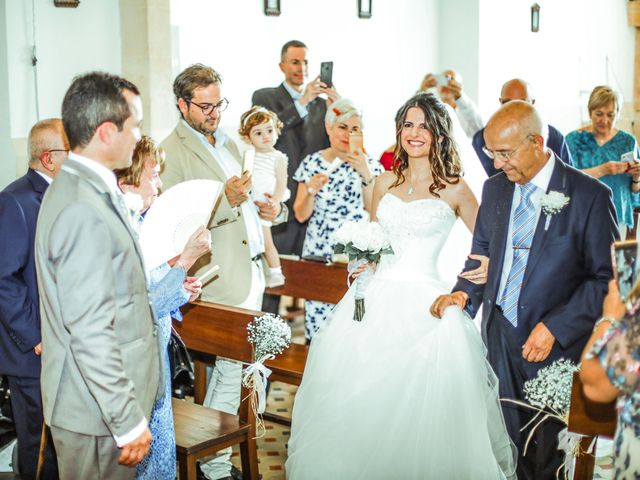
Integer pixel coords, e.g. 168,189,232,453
580,279,640,478
566,85,640,238
115,136,211,480
293,98,383,340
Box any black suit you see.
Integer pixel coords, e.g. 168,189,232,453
0,169,58,479
252,83,329,255
454,158,618,479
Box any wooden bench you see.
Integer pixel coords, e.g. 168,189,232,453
174,301,308,478
567,372,617,479
265,257,348,304
173,398,255,480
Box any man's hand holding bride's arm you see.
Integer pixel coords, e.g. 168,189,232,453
430,291,469,318
458,254,489,284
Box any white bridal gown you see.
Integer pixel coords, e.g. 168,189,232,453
285,193,517,480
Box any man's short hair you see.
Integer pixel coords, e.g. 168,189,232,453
173,64,223,110
28,118,62,165
280,40,307,62
62,72,139,150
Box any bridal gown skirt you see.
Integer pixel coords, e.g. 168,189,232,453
285,269,517,479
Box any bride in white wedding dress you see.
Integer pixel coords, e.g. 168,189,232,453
285,93,516,479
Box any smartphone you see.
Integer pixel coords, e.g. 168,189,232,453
611,240,639,302
320,61,333,88
242,149,255,175
433,73,449,85
621,151,637,165
348,131,364,154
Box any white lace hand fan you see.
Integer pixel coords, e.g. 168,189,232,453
139,179,222,270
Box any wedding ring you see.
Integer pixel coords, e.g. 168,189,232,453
308,187,316,195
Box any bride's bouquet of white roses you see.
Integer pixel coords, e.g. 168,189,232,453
333,220,394,321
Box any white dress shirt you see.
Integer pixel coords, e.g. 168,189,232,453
498,151,556,299
283,81,309,119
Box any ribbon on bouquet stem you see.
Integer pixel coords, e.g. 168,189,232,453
241,356,274,438
347,258,375,321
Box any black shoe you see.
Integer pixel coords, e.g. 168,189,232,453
230,465,243,480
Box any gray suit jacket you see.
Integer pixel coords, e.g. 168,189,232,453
35,157,161,438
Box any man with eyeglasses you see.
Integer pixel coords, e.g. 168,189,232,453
0,118,68,479
432,100,617,479
472,78,573,177
161,63,284,480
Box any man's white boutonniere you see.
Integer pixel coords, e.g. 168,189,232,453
122,191,144,232
540,191,570,230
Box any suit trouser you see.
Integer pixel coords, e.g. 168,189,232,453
200,260,265,479
487,308,564,480
50,425,134,480
7,375,58,480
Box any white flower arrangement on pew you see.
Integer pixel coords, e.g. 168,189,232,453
503,358,584,478
242,313,291,437
333,220,394,321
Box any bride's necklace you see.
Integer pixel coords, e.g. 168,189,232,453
407,183,415,195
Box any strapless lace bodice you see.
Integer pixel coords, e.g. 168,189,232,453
375,193,456,282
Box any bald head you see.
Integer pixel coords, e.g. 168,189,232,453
484,101,549,184
28,118,69,177
500,78,534,104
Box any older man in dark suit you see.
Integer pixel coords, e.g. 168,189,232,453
0,118,68,479
432,101,618,479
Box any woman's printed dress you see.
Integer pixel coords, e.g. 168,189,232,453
293,151,382,339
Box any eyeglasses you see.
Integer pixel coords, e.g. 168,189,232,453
482,134,534,161
185,98,229,115
46,149,70,155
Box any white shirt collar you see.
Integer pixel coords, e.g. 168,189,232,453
180,118,227,148
527,150,556,192
34,170,53,184
282,81,302,101
68,151,120,195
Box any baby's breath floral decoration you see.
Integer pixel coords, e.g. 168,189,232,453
503,358,583,478
242,313,291,437
540,191,570,231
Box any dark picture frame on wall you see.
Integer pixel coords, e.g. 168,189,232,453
264,0,281,16
358,0,372,18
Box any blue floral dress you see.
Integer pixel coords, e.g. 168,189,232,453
588,316,640,479
294,151,382,339
136,263,189,480
566,130,639,228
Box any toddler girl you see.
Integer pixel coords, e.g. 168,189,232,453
239,106,289,287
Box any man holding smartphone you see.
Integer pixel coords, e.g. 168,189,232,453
252,40,340,314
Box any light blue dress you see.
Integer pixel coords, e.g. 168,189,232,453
136,263,189,480
566,130,639,228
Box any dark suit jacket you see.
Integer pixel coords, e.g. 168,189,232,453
0,169,48,378
252,83,329,254
473,124,573,177
454,158,618,378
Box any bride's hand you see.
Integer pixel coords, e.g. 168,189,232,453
458,254,489,285
351,261,376,278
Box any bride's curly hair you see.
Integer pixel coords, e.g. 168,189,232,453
391,92,463,197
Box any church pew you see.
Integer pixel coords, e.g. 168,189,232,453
265,257,349,304
567,372,617,479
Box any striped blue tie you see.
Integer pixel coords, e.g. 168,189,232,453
499,183,538,326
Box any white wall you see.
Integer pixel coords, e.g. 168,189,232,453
0,1,15,188
477,0,635,134
0,0,121,188
170,0,439,158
